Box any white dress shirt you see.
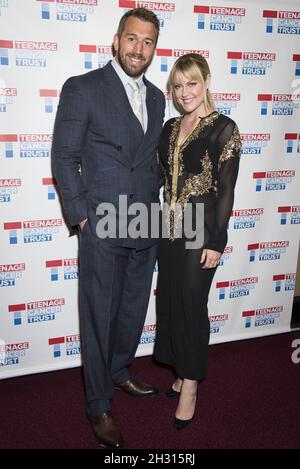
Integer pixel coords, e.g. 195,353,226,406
111,58,148,132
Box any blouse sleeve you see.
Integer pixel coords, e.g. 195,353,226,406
204,121,241,253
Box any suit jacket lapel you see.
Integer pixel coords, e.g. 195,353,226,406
101,62,144,135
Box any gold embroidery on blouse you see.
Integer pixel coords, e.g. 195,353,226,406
167,112,219,176
218,124,242,170
164,151,213,241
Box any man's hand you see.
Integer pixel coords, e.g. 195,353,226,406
200,248,221,269
79,218,88,231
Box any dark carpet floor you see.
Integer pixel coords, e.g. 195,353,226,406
0,331,299,449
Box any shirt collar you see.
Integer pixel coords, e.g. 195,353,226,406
111,58,145,90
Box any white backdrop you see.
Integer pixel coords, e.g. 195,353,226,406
0,0,299,378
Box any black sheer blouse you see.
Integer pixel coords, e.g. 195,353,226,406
158,111,241,253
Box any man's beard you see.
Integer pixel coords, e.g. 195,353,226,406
117,50,151,78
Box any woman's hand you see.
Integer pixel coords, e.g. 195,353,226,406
200,249,221,269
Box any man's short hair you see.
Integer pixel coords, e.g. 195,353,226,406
117,7,160,45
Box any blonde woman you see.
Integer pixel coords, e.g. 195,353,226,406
154,53,241,430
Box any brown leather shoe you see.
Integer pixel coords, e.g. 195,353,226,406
88,411,123,448
114,378,158,397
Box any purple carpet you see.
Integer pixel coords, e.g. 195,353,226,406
0,331,299,449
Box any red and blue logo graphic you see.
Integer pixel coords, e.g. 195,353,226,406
9,298,65,325
285,133,300,154
46,258,79,281
293,54,300,75
36,0,99,22
209,314,229,333
243,306,284,328
241,134,270,156
39,89,59,113
253,170,295,191
156,48,209,72
3,219,63,244
258,93,300,115
193,4,245,31
119,1,176,28
263,9,300,35
273,273,296,292
48,334,80,358
140,324,156,344
0,341,30,367
219,246,232,266
0,39,57,67
79,44,112,69
8,304,26,325
0,263,25,287
231,208,263,230
0,134,52,158
227,51,276,76
0,178,22,203
216,276,258,300
0,87,17,112
248,241,289,262
42,178,57,200
278,205,300,224
212,92,240,116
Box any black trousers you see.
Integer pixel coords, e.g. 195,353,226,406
154,238,217,381
79,222,157,416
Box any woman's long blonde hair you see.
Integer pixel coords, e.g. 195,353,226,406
167,53,215,115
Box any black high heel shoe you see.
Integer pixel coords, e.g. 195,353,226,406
165,387,181,398
174,416,194,430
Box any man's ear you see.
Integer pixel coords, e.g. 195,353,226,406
113,34,119,53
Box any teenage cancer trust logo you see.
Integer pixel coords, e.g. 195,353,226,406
216,276,258,300
48,335,80,358
45,258,79,281
119,1,176,28
241,133,270,156
0,87,17,112
273,273,295,293
278,205,300,225
0,263,25,287
0,178,22,203
0,341,30,367
79,44,112,69
253,170,295,192
227,51,276,76
263,9,300,35
242,306,284,329
247,241,289,262
193,4,245,31
36,0,99,22
9,298,65,325
258,93,300,116
230,208,263,230
285,133,300,154
0,40,57,67
140,324,156,344
209,314,229,334
212,92,240,115
3,219,62,244
156,49,209,73
0,134,52,158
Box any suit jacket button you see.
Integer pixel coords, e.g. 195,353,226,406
130,168,134,172
129,194,134,199
117,145,122,151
